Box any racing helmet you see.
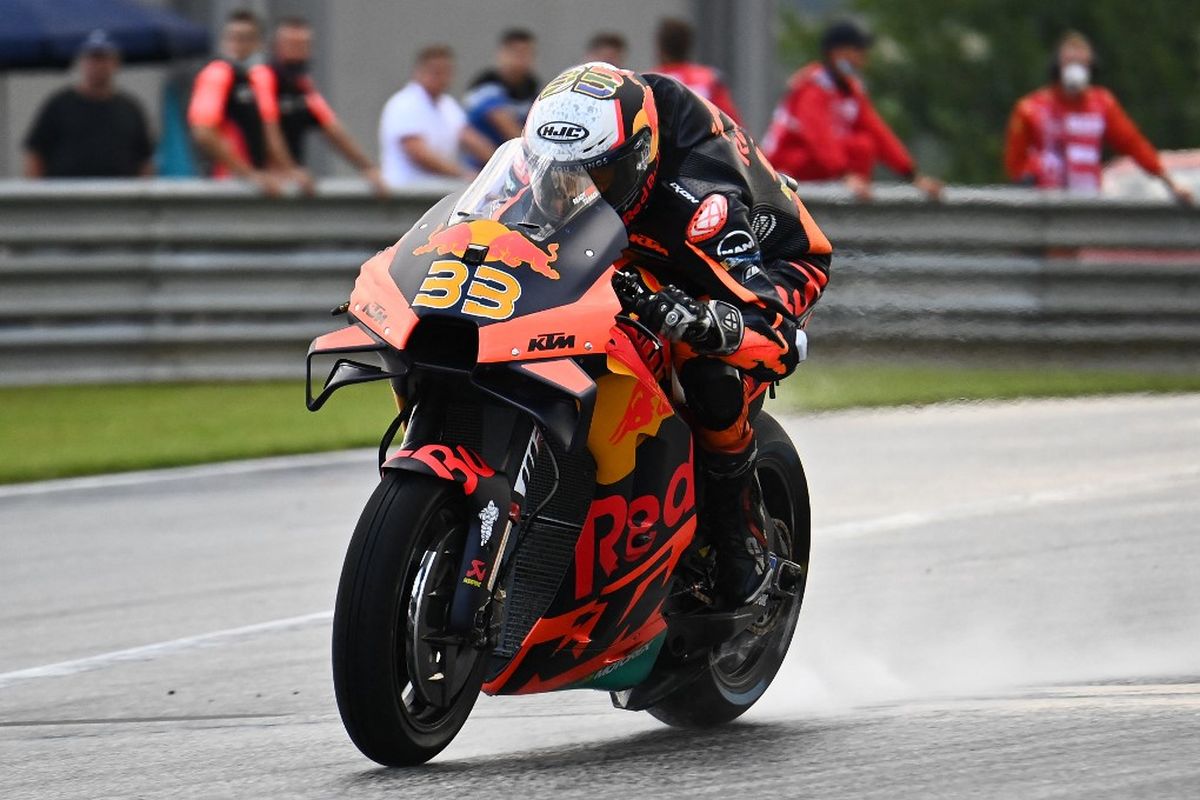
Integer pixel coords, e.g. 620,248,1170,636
522,62,659,220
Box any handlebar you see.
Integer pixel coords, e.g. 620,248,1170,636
610,267,717,350
611,269,663,349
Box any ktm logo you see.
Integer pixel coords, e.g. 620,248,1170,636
528,331,576,352
629,233,668,256
537,121,589,142
363,301,388,323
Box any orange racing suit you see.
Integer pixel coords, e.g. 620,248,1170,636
627,74,833,454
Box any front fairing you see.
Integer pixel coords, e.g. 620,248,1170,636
351,191,626,364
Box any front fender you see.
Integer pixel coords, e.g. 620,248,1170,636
383,443,499,498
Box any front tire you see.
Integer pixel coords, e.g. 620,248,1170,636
647,412,811,727
332,472,486,766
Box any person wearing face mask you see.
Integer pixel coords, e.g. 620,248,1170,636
260,17,387,196
188,10,284,195
1005,31,1192,204
762,20,942,201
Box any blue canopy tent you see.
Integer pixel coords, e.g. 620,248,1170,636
0,0,210,70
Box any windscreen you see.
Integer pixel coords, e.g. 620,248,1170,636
450,139,603,241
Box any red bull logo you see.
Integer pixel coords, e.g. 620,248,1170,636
413,220,561,280
608,381,672,445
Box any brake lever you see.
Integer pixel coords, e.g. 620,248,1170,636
615,315,663,351
611,268,649,310
611,270,663,350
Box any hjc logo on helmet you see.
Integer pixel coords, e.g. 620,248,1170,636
537,121,590,142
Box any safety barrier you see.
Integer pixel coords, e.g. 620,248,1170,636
1,180,1197,385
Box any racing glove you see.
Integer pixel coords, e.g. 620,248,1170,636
632,284,745,356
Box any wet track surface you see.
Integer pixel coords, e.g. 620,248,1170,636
2,395,1199,799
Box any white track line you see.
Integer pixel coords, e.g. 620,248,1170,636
0,611,332,690
1,462,1195,691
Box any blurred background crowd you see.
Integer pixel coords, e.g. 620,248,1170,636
4,0,1199,482
4,0,1197,202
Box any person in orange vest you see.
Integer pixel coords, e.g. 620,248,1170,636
651,17,742,125
1005,31,1192,204
187,10,286,195
260,16,387,196
762,21,941,201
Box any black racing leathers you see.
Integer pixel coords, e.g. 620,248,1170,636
625,73,833,385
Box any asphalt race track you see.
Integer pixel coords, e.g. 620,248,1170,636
2,394,1198,799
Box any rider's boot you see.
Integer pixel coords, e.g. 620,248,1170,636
699,441,770,609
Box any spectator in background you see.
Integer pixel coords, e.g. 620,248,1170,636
187,10,285,195
262,17,387,195
761,21,941,201
379,45,495,187
24,31,153,178
585,31,628,68
1005,31,1192,205
464,29,540,149
651,17,742,125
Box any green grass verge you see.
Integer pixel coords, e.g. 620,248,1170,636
3,366,1199,484
0,382,396,484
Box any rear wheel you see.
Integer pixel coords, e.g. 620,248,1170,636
647,412,810,727
332,473,486,766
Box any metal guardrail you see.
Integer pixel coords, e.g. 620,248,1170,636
1,179,1198,385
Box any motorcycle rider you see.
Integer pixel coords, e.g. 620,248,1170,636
522,63,832,607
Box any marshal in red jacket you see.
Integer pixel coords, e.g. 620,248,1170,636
1004,85,1163,192
761,62,914,181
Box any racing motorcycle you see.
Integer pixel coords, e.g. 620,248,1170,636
306,140,810,766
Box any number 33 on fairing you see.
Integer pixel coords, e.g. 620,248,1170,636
412,258,523,320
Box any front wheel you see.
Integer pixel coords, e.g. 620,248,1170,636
647,412,811,727
332,472,486,766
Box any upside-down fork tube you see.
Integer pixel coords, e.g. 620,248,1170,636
380,380,540,635
445,425,543,633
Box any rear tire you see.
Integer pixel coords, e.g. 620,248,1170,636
332,472,486,766
647,413,810,727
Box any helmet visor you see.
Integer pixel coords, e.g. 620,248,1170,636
450,139,602,240
529,157,601,221
583,127,653,215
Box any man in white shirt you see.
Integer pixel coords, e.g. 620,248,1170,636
379,44,495,187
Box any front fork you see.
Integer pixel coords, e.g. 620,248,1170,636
447,425,543,641
381,386,543,645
